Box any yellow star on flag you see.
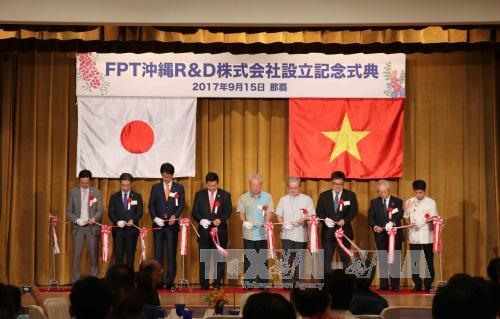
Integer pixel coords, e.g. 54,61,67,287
322,114,370,162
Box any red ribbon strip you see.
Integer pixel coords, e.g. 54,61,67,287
307,215,320,253
432,216,444,253
387,227,397,264
179,218,190,256
264,221,276,259
101,225,112,262
210,227,229,257
335,228,354,258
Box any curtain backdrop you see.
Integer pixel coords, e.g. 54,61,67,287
0,50,498,285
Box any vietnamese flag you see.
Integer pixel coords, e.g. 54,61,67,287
289,98,404,179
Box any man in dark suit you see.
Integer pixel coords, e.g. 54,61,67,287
317,171,358,274
148,162,185,289
368,179,404,291
66,169,103,283
108,173,143,269
192,172,232,289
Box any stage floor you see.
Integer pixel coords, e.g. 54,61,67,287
26,285,433,309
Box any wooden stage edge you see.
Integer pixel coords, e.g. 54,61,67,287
25,285,433,309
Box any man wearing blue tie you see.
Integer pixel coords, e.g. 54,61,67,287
148,163,185,289
316,171,358,274
108,173,144,269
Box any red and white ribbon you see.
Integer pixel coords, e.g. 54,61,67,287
264,221,276,259
89,194,95,208
179,218,190,256
335,228,354,257
432,216,444,253
338,199,344,212
388,207,393,220
127,197,132,210
101,225,112,262
49,215,60,255
210,227,229,257
174,193,180,207
307,215,319,253
387,226,397,264
139,227,148,261
214,201,220,214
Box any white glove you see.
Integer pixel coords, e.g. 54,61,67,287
154,217,165,227
324,217,335,228
283,223,294,230
76,218,87,226
243,221,254,230
117,220,126,228
200,219,211,229
385,221,394,231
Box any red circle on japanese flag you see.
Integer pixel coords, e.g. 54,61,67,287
120,120,154,154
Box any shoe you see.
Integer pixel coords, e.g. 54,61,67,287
413,287,422,292
211,282,222,289
391,288,400,292
200,285,210,290
424,287,432,293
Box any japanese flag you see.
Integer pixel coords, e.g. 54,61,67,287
77,96,196,178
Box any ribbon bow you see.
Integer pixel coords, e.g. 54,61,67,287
335,228,354,257
264,221,276,258
307,215,319,253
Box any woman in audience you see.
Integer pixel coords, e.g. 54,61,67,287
7,285,47,319
136,270,164,319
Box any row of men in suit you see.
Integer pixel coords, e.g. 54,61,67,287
67,166,437,292
66,164,228,288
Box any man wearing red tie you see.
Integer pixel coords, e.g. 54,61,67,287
368,179,404,291
108,173,143,269
148,163,185,289
192,172,232,289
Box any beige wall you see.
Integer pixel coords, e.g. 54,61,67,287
1,0,499,26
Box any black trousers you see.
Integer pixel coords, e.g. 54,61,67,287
243,239,268,287
409,243,435,290
374,234,402,290
199,232,227,288
323,237,352,276
113,229,138,269
153,228,178,287
281,240,308,286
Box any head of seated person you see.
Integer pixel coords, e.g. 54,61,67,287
105,263,135,291
326,269,355,312
111,288,145,319
70,276,112,319
291,279,328,318
243,292,295,319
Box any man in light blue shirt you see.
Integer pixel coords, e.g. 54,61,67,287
237,173,274,289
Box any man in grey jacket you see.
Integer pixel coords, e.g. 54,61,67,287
67,169,103,283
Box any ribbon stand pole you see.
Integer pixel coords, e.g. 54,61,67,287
175,218,191,292
433,218,446,292
48,214,60,291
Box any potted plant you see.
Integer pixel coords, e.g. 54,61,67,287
203,289,230,315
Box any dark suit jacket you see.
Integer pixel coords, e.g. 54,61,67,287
191,188,232,245
148,181,185,230
316,188,358,241
368,195,404,243
108,190,144,236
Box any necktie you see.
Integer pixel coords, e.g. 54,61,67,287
164,184,170,201
209,191,215,212
383,198,389,217
334,192,339,212
123,193,128,210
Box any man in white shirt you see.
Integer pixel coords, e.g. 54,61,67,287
275,177,315,288
404,180,439,292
